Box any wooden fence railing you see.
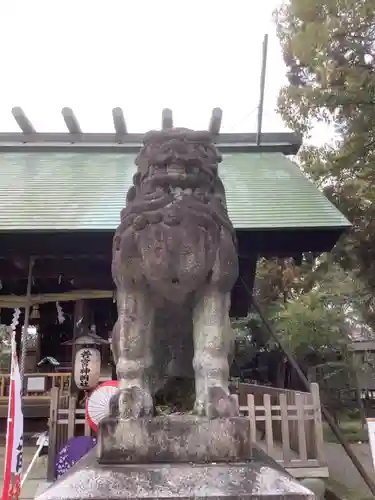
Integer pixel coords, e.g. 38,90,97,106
0,373,71,400
232,382,326,474
47,382,327,481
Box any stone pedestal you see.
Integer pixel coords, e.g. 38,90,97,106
98,415,252,464
35,416,314,500
35,449,314,500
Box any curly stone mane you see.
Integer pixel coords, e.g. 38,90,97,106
112,128,237,303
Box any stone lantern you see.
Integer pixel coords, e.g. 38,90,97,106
63,332,109,391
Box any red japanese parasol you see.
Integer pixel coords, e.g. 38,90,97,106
85,380,119,432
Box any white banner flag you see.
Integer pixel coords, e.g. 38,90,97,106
367,418,375,471
2,335,23,500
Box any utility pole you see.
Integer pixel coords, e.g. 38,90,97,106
256,34,269,146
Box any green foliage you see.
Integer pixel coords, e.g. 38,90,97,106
252,251,364,364
274,0,375,331
274,291,348,359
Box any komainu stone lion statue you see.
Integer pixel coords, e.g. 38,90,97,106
111,128,239,419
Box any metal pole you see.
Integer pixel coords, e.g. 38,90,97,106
240,279,375,495
20,257,34,387
21,434,47,487
256,34,268,146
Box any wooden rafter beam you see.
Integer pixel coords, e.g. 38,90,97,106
162,108,173,130
62,107,82,134
0,270,111,283
208,108,223,135
112,107,127,136
0,289,114,308
0,256,109,279
11,107,36,134
3,106,302,154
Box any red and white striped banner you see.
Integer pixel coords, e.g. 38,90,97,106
2,335,23,500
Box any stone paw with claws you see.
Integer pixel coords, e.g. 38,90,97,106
109,387,154,419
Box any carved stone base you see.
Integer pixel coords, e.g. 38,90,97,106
35,450,314,500
97,415,252,464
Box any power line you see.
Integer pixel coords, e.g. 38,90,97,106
226,106,259,133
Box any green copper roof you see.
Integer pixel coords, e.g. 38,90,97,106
0,152,349,231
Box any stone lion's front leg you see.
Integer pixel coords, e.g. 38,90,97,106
111,287,154,419
192,289,239,418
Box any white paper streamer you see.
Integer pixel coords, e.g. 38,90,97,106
11,308,21,331
56,302,65,324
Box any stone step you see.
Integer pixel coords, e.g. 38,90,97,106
35,450,314,500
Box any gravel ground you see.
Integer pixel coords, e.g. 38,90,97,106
0,446,47,499
324,442,375,497
0,442,374,499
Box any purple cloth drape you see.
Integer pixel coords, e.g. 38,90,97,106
55,436,97,479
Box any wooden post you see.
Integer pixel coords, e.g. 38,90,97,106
279,393,292,464
310,382,325,464
247,394,257,444
84,418,91,437
263,394,274,457
67,395,77,439
296,393,308,462
47,387,59,481
20,257,34,388
350,354,367,428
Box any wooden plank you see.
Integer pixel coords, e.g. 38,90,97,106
23,396,50,400
263,394,274,457
279,393,292,464
0,131,300,146
310,382,326,464
296,393,308,461
59,408,85,415
62,107,82,134
240,404,314,412
286,466,329,479
11,107,36,134
112,107,127,136
47,387,59,482
286,459,321,467
67,395,77,438
58,418,86,424
84,419,91,436
162,108,173,129
0,289,113,308
247,394,257,444
0,131,301,155
241,415,312,422
0,141,300,155
208,108,222,135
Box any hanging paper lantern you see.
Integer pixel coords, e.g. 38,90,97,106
73,336,102,391
63,333,108,391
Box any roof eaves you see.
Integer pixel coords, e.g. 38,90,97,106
0,132,302,156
